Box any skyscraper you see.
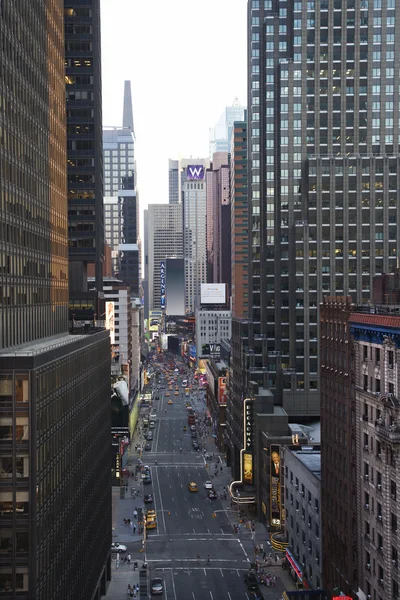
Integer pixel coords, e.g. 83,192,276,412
168,159,180,204
65,0,104,302
148,205,183,311
209,99,247,156
206,153,231,291
182,160,210,312
0,2,111,598
245,0,399,416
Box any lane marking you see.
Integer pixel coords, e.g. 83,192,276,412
192,593,196,600
228,594,232,600
204,568,207,576
220,568,224,578
155,464,167,533
170,569,178,600
154,567,249,571
236,569,240,577
209,592,214,599
149,558,244,563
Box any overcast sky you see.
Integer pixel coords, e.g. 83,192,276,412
101,0,247,217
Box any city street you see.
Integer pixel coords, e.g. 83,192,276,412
143,378,253,599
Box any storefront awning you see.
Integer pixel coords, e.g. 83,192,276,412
285,549,309,589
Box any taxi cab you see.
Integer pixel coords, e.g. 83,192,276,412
174,391,179,396
165,392,170,397
146,509,156,519
146,517,157,530
168,399,173,405
188,482,198,492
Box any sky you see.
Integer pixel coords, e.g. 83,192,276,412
101,0,248,216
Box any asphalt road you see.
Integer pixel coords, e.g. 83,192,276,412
143,370,253,599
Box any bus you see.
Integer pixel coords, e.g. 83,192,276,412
185,388,190,397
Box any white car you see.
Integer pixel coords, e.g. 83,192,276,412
111,543,127,553
204,481,213,490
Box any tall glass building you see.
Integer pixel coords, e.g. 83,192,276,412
0,3,111,598
243,0,399,415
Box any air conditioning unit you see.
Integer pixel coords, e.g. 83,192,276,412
302,514,305,520
365,503,369,510
377,484,382,491
379,578,384,586
366,563,371,571
300,491,304,496
364,444,369,451
295,483,299,489
391,493,397,501
367,595,371,600
364,474,369,480
378,515,383,522
315,557,319,564
296,509,299,513
308,523,311,528
378,453,382,460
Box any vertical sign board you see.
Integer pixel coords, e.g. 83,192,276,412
218,377,227,405
270,444,282,527
160,261,166,309
105,301,115,344
242,399,254,485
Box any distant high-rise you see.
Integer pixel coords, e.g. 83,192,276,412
148,205,183,310
65,0,104,301
209,99,246,157
103,82,138,289
182,159,210,312
168,159,180,204
0,2,111,598
206,153,231,291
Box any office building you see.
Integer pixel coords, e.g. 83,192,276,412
142,209,149,320
195,309,232,363
230,118,249,320
182,159,210,312
0,2,111,598
209,99,246,156
206,153,231,290
168,157,210,206
245,0,400,419
103,81,137,277
320,296,357,596
283,449,322,591
65,0,104,304
350,311,400,600
148,204,183,311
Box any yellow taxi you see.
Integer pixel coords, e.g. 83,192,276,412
188,482,198,492
146,509,156,519
165,392,170,397
174,391,179,396
146,517,157,530
168,399,173,405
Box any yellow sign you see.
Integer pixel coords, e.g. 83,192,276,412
262,502,267,516
243,452,253,484
149,311,162,332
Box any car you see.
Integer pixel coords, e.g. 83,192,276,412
151,578,164,595
183,426,187,431
204,481,213,489
147,434,153,441
149,422,156,429
146,518,157,530
143,475,152,484
144,494,153,504
188,482,198,492
146,509,156,518
190,424,196,431
144,443,152,451
168,399,173,405
208,490,218,500
191,432,197,439
192,441,199,450
174,391,179,396
111,543,127,553
165,392,170,397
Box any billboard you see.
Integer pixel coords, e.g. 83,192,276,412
243,453,253,485
105,301,115,344
160,260,166,309
201,343,221,359
166,258,185,316
270,445,282,527
187,165,205,180
189,345,196,361
149,310,162,332
218,377,227,405
200,283,226,305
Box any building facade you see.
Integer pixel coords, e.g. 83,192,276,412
148,204,183,311
209,99,247,156
0,3,111,598
65,0,104,296
350,312,400,600
246,0,399,416
206,153,231,290
205,360,229,449
195,309,232,362
284,449,322,591
320,296,357,596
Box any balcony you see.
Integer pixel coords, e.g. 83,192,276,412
375,421,400,445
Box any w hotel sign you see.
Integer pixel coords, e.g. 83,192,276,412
187,165,205,181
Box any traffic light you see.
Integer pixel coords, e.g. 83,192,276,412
212,512,217,518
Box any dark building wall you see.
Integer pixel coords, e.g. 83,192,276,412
320,296,357,596
65,0,104,293
0,0,69,349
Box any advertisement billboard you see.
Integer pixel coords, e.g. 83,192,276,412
270,444,282,527
160,261,166,309
187,165,205,181
200,283,226,305
201,343,221,359
189,345,196,362
105,301,115,344
243,452,253,485
149,310,162,332
166,258,185,316
218,377,227,405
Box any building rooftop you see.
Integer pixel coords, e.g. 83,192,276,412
290,450,321,481
0,332,89,357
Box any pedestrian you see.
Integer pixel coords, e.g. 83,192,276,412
127,584,132,595
133,509,138,519
207,554,210,564
133,524,136,534
127,554,131,564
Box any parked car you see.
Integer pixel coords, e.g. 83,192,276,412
144,443,152,451
204,481,213,489
111,543,127,553
143,475,152,484
144,494,153,504
208,490,218,500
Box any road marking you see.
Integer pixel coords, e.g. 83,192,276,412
236,570,240,577
207,528,210,534
209,592,214,599
245,594,250,600
227,594,232,600
155,465,167,532
204,568,207,576
220,568,224,578
155,567,249,571
170,570,178,600
192,593,196,600
149,558,244,563
220,528,224,534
